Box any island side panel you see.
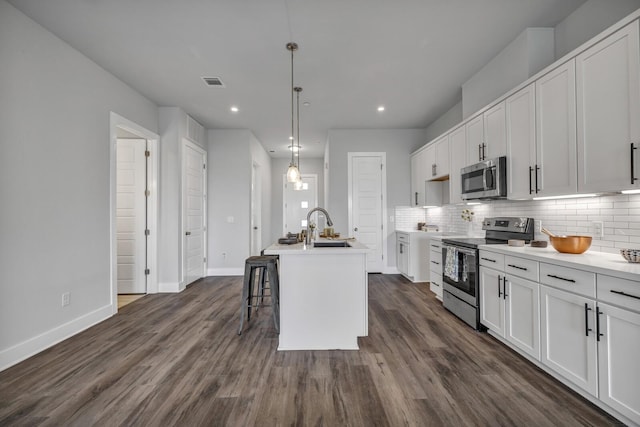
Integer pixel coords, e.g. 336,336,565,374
277,252,367,350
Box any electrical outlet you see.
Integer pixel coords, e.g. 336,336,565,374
592,221,604,238
534,220,542,233
62,292,70,307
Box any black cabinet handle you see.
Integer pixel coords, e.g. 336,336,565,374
529,166,534,195
498,275,502,298
481,257,496,263
535,165,540,193
596,306,603,342
431,260,439,265
610,289,640,300
585,303,593,337
631,142,637,185
482,143,487,161
546,274,576,283
503,277,508,299
478,144,482,161
415,192,418,206
507,264,528,271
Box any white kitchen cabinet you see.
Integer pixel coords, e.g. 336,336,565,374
480,254,540,360
448,125,466,204
535,60,578,197
577,20,640,194
410,148,427,206
483,101,507,160
465,114,484,164
597,302,640,425
506,83,537,199
428,238,443,300
423,136,450,181
540,284,598,397
396,231,431,283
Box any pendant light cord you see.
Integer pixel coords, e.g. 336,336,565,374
290,46,295,167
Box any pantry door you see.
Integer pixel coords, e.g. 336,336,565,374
182,140,207,286
348,153,386,273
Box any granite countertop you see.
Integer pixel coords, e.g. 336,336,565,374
479,244,640,282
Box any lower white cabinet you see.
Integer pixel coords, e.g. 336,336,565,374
396,233,409,277
597,302,640,424
480,266,539,359
428,238,444,300
540,284,598,397
396,231,430,282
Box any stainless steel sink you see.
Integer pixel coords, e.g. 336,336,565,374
313,241,351,248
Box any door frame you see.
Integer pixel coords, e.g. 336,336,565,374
109,112,159,314
181,138,207,287
250,161,262,256
347,152,387,272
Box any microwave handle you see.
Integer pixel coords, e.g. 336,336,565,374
483,166,495,189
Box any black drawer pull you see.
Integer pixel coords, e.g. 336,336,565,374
610,290,640,301
507,264,528,271
585,303,593,337
481,257,496,263
431,261,440,265
546,274,576,283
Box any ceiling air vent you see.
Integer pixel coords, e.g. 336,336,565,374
202,76,225,87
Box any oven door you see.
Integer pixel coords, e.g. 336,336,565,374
442,244,478,306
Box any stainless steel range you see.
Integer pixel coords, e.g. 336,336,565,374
441,217,534,330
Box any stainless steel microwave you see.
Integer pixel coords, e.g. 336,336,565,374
460,156,507,200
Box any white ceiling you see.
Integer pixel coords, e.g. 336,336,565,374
9,0,586,158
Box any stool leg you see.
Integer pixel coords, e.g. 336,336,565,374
257,266,266,307
238,262,253,335
267,262,280,333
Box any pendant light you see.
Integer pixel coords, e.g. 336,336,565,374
293,86,304,191
286,42,301,183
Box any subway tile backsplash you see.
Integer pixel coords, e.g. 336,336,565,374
395,193,640,254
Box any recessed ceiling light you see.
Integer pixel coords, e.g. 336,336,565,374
289,145,300,152
289,136,294,140
377,106,385,112
230,106,239,113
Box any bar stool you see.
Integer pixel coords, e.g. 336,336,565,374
238,255,280,335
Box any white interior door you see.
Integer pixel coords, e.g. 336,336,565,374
349,153,385,273
251,162,262,256
183,140,206,286
283,175,318,236
116,138,147,294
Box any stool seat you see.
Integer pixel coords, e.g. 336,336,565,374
238,255,280,335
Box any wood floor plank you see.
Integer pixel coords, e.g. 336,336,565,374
0,274,623,426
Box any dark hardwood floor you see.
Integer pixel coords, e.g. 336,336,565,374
0,274,622,426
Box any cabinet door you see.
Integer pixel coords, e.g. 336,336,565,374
577,21,640,193
479,266,504,335
410,150,426,206
424,143,437,180
484,101,507,160
540,285,598,396
434,136,450,179
506,84,537,199
504,275,540,360
449,125,466,204
598,302,640,425
536,60,578,197
397,241,409,276
466,115,484,164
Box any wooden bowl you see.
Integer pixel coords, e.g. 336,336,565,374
549,235,592,254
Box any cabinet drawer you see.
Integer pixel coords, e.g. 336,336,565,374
429,249,442,274
429,241,442,252
504,255,539,282
397,232,409,243
479,250,504,270
598,274,640,312
540,263,595,298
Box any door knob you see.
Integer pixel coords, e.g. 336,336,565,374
253,226,258,230
185,231,191,236
354,227,358,232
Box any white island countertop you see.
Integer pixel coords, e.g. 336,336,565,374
263,238,369,255
479,244,640,282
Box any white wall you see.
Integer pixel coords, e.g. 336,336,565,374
555,0,640,58
208,129,272,274
0,0,158,370
424,101,463,142
326,129,426,271
270,157,325,243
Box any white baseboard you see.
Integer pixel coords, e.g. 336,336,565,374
382,267,401,274
207,268,244,276
0,304,113,372
158,281,182,293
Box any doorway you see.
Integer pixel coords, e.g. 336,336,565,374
182,139,207,286
109,112,159,314
283,174,318,236
348,153,387,273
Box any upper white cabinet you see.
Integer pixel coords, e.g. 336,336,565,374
410,148,427,206
449,125,466,204
425,136,450,180
506,84,537,199
535,60,578,197
465,103,507,165
577,20,640,193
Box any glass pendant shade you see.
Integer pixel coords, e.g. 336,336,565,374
294,177,304,191
287,163,300,183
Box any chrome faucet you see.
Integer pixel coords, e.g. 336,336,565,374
306,207,333,245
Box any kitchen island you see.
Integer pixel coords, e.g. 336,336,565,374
263,239,369,350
